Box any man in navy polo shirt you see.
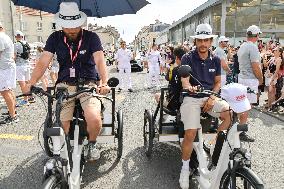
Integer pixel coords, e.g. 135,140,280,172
29,2,110,161
178,24,231,189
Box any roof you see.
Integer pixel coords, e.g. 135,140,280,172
167,0,221,30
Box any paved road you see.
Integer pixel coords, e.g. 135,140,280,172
0,68,283,189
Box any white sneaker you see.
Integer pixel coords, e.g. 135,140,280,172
88,143,101,161
179,169,190,189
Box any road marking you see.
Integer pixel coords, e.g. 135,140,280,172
0,134,34,141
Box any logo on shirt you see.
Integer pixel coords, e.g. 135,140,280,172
209,69,215,72
79,50,86,55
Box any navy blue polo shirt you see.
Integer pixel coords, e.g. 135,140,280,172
181,50,221,90
44,29,103,83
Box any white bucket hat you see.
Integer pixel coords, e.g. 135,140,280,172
221,83,251,113
218,36,229,43
190,24,218,39
54,2,87,29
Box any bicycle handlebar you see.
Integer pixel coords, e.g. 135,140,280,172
182,87,256,99
19,86,113,102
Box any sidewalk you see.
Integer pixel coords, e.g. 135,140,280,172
253,91,284,122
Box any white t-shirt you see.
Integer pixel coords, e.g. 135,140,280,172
147,50,162,66
115,48,132,66
0,32,15,70
14,40,29,66
238,41,261,79
214,47,227,75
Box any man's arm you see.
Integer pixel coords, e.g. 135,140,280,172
251,62,263,84
93,51,108,85
212,75,221,94
30,51,53,85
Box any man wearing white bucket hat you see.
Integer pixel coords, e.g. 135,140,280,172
29,2,110,161
178,24,232,189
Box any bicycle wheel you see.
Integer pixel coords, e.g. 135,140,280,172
117,110,123,159
42,175,67,189
220,167,264,189
143,110,154,157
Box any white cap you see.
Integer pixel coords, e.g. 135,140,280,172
247,25,262,35
190,24,218,39
218,36,229,43
15,30,24,37
0,22,3,28
221,83,251,113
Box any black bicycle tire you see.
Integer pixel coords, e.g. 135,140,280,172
219,167,264,189
117,110,123,159
143,110,154,157
42,175,63,189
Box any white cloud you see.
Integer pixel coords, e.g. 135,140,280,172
88,0,208,43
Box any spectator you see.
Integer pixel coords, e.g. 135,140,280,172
214,36,231,86
0,22,18,124
14,30,31,106
49,53,59,86
270,47,284,104
35,46,49,91
238,25,263,107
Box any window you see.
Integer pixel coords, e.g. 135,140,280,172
37,36,43,42
21,22,28,31
52,23,56,30
37,22,43,31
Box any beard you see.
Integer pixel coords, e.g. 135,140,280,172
66,32,79,41
197,46,209,53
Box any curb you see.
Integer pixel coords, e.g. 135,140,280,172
253,107,284,122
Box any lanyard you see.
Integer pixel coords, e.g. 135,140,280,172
64,31,83,65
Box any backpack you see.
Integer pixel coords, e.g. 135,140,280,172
18,41,31,60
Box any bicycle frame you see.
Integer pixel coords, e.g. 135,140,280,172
192,117,247,189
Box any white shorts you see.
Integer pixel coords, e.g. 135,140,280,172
0,68,16,92
238,78,259,104
16,65,30,81
180,97,229,130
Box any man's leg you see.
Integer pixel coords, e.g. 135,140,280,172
182,129,197,161
0,90,16,117
81,94,102,160
84,107,102,141
118,68,124,90
18,81,29,101
125,67,133,90
179,97,202,189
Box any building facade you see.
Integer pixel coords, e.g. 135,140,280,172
0,0,55,43
164,0,284,46
88,24,120,51
135,20,170,50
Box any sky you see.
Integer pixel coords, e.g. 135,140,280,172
88,0,208,43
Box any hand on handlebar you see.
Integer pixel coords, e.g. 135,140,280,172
97,85,111,95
